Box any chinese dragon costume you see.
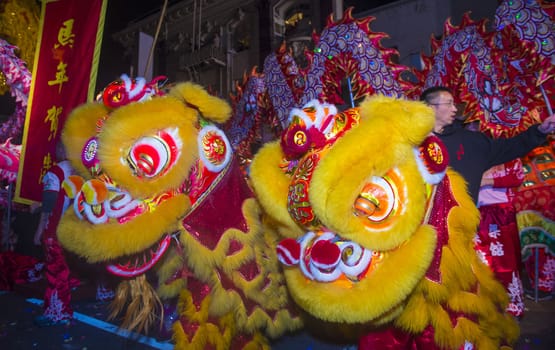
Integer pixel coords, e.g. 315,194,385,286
224,7,411,174
0,36,38,277
56,75,301,349
413,0,555,300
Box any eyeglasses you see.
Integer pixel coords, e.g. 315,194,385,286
429,101,456,107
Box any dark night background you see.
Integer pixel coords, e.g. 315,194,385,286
96,0,401,91
0,0,414,112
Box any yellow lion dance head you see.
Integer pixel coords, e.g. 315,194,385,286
250,95,519,349
57,75,301,349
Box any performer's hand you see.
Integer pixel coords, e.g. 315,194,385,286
538,114,555,134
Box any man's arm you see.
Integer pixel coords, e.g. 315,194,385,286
480,161,523,188
33,212,49,246
33,176,59,245
486,117,553,168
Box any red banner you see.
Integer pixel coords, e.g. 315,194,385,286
15,0,107,204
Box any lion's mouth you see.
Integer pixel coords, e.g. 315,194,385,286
106,234,173,277
71,183,142,225
277,231,382,282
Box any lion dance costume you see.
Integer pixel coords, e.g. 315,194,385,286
56,75,301,349
249,96,519,350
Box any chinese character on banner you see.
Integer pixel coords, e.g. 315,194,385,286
15,0,107,203
44,105,63,140
47,62,69,93
56,19,76,48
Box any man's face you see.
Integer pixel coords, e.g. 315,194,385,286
429,91,458,133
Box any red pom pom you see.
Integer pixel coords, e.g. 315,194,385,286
102,81,129,108
277,238,301,266
281,125,311,159
419,134,449,174
307,126,327,149
311,239,341,269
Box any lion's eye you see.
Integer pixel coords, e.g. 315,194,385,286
127,129,180,179
354,169,405,231
354,176,396,221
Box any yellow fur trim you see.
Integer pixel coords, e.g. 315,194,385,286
517,209,555,232
249,141,304,237
283,223,436,324
156,246,186,299
178,198,303,337
243,332,271,350
173,289,289,350
394,291,430,332
310,97,433,250
173,290,233,350
99,97,198,198
57,194,189,261
358,95,435,147
169,82,232,124
393,170,519,349
62,102,109,177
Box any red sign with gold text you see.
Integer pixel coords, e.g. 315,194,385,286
15,0,107,204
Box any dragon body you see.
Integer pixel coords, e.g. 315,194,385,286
225,8,414,173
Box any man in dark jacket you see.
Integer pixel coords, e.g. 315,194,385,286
420,86,555,203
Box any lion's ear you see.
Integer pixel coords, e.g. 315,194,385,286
358,95,435,147
169,82,232,123
62,102,109,177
